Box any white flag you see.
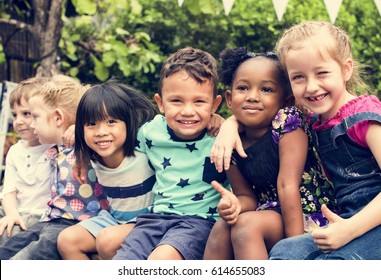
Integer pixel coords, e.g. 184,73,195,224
178,0,184,7
272,0,289,21
375,0,381,17
222,0,235,15
323,0,343,23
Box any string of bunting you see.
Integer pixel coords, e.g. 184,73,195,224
178,0,381,23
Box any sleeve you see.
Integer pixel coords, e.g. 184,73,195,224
135,122,147,154
271,106,305,144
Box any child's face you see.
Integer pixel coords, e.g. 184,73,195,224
226,57,286,131
154,70,222,140
11,96,40,147
284,39,353,120
84,116,127,168
28,95,59,145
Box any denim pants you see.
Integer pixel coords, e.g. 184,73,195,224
0,218,77,260
269,224,381,260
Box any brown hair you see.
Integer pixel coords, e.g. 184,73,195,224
158,47,218,97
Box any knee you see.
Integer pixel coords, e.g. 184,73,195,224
96,229,116,260
57,227,78,253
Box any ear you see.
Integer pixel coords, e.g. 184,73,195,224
211,95,223,114
343,57,353,82
154,93,165,114
53,108,65,127
225,90,233,109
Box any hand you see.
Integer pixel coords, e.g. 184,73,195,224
63,124,75,148
311,204,352,252
0,215,27,237
211,180,241,225
210,117,247,172
71,160,88,184
207,113,224,137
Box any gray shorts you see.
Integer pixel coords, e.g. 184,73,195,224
113,213,215,260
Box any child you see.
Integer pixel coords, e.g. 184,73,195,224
112,47,228,260
213,21,381,260
57,80,156,260
268,20,381,260
203,47,336,260
0,77,57,245
0,75,108,260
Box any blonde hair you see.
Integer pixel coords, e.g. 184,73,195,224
276,20,371,95
9,76,50,108
27,74,89,126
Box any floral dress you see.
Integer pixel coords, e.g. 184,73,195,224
232,106,338,232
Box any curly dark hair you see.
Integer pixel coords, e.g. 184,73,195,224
219,47,293,105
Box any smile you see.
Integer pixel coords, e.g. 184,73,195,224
307,93,328,101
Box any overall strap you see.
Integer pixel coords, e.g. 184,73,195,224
331,112,381,147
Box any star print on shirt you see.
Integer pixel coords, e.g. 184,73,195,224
168,203,174,209
185,143,198,152
207,207,218,215
161,157,171,169
146,139,153,149
191,193,205,201
177,178,190,188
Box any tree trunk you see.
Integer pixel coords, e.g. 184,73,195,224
0,0,64,79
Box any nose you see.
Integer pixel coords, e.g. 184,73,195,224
246,89,260,102
30,119,35,129
14,117,24,125
181,103,195,116
306,77,319,93
96,123,109,136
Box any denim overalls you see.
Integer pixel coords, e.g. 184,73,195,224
269,112,381,260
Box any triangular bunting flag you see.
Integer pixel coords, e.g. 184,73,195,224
272,0,289,21
323,0,343,23
222,0,235,15
375,0,381,17
178,0,184,7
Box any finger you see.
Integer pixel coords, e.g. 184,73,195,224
321,204,339,223
223,149,233,171
7,221,15,237
234,138,247,159
19,220,27,231
211,180,229,197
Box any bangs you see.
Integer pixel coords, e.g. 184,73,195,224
79,89,128,125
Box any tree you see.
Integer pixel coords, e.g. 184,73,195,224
0,0,63,80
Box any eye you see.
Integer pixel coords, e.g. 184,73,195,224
85,121,96,127
261,87,275,93
291,74,304,81
11,112,17,119
23,112,32,117
236,85,248,91
170,99,182,103
107,119,117,124
195,99,206,103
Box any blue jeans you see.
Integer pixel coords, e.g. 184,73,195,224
0,218,77,260
269,224,381,260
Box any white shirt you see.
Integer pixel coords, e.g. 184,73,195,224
2,140,56,214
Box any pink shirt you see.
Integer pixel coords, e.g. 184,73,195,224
311,95,381,148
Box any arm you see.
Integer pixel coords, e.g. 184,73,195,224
0,191,27,236
312,122,381,251
277,127,306,237
210,115,247,172
62,124,75,148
